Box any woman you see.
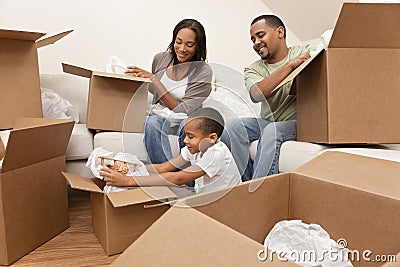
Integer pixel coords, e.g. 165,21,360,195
126,19,212,165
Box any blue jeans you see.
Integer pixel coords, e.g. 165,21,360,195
220,118,296,181
144,115,186,164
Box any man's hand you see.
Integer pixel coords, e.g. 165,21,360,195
100,166,136,187
287,51,311,71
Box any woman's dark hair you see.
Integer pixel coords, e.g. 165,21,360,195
187,107,224,137
167,19,207,65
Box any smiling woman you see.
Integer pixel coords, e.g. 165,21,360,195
124,19,212,174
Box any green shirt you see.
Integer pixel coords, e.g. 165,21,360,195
244,45,311,121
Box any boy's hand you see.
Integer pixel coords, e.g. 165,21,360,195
100,166,135,187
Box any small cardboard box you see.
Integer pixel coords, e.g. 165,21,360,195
62,63,150,132
0,117,74,265
277,3,400,144
0,29,72,130
112,151,400,267
62,172,177,255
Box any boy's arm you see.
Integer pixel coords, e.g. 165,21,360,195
248,52,310,102
146,154,188,174
101,164,205,187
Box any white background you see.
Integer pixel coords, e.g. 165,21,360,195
0,0,301,74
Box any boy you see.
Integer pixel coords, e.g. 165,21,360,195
101,107,241,194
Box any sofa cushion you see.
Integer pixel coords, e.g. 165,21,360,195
93,132,180,163
66,124,94,160
279,141,400,173
40,74,89,123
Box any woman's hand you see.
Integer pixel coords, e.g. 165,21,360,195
100,166,136,187
125,66,154,79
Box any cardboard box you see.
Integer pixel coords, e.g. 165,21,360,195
0,29,72,130
111,151,400,267
0,117,74,265
276,2,400,144
62,172,178,255
62,63,150,132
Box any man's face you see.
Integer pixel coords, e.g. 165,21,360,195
250,20,283,61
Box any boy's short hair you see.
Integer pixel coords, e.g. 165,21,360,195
187,107,224,137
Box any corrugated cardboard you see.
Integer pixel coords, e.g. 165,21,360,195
0,118,74,265
0,29,72,130
63,172,177,255
62,63,150,132
112,151,400,267
275,3,400,144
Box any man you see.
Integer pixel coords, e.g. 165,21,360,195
220,14,312,181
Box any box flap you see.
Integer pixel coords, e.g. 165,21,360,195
36,29,73,48
329,3,400,48
0,29,45,42
294,151,400,200
62,172,103,193
0,138,5,160
12,117,73,130
62,63,93,78
107,186,176,208
92,71,151,82
111,207,290,267
272,49,323,93
1,119,74,172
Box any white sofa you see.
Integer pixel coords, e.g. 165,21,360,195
39,64,400,178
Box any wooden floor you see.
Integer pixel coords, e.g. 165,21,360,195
12,188,119,266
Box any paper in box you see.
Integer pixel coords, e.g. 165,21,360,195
63,172,177,255
112,151,400,267
62,63,150,133
0,29,72,130
274,3,400,144
0,117,74,265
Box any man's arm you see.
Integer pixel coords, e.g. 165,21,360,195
249,52,311,102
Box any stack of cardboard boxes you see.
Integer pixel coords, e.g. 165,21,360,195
0,29,74,265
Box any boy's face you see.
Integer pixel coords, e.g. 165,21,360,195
183,119,212,154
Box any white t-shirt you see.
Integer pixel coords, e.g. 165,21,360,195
160,72,188,101
181,141,241,194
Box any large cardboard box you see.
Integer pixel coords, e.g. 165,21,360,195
0,29,72,130
112,151,400,267
63,172,178,255
0,117,74,265
62,63,150,132
277,3,400,144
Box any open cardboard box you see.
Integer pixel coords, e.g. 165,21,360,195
62,63,150,132
0,117,74,265
275,2,400,144
111,151,400,267
62,172,180,255
0,29,72,130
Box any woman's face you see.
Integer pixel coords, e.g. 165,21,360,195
174,28,197,63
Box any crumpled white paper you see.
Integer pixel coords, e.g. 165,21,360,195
150,103,187,127
105,56,128,75
264,220,353,267
86,147,149,193
310,29,334,57
41,88,79,123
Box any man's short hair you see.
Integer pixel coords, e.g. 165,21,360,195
251,14,286,38
187,107,224,137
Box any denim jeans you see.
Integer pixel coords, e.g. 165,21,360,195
143,115,186,164
220,118,296,181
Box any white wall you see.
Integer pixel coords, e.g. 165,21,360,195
0,0,300,74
